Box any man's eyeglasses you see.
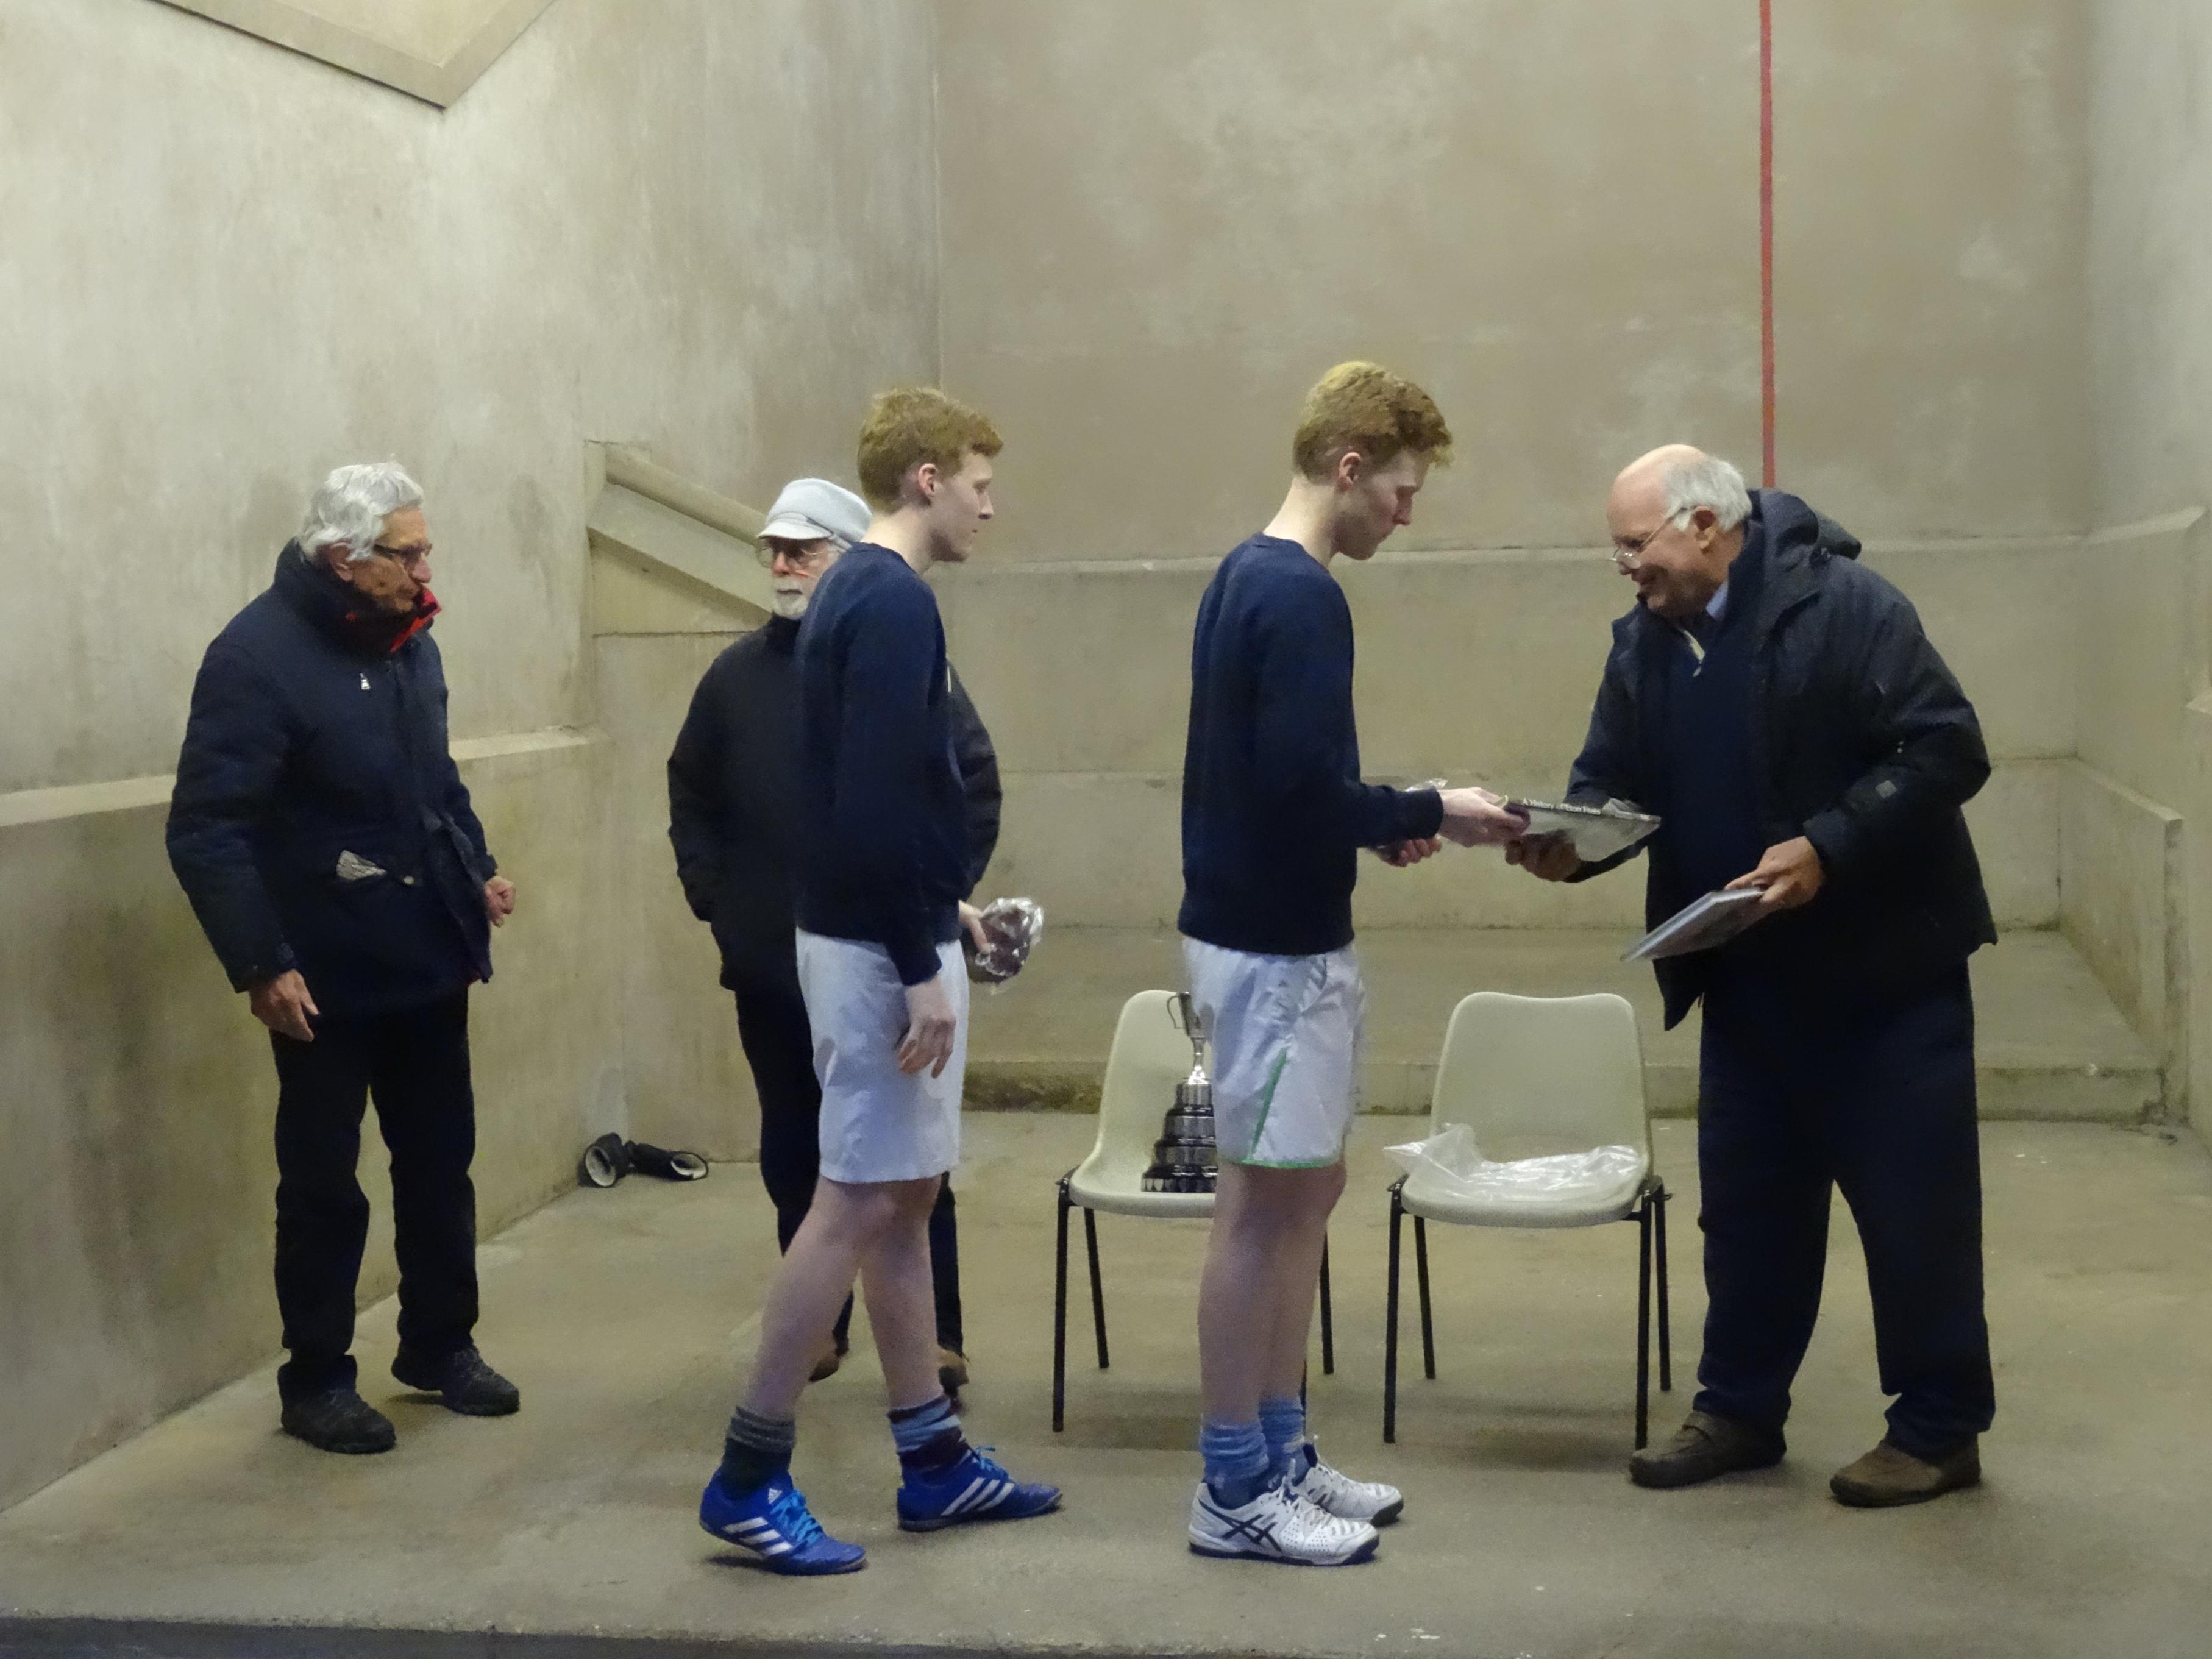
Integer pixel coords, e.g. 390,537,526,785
1609,512,1685,572
755,539,834,572
371,541,431,569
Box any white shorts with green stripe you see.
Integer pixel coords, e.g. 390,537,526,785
1182,938,1364,1169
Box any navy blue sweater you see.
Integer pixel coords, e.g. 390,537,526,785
792,543,967,986
1179,535,1444,956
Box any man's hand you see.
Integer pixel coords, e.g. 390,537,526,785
1374,836,1443,869
1437,787,1530,848
484,876,516,927
1506,833,1584,883
1726,836,1826,912
899,974,959,1078
958,900,990,953
249,970,319,1043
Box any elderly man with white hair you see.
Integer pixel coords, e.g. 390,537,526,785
168,462,519,1455
1512,447,1997,1507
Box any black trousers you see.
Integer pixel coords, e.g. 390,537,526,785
1692,961,1996,1456
733,980,963,1352
270,991,479,1402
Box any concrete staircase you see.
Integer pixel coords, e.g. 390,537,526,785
966,927,2163,1123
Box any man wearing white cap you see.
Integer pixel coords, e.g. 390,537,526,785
668,477,995,1391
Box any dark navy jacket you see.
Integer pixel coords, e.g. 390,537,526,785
1565,490,1996,1028
667,613,1001,996
1179,533,1445,956
167,546,496,1017
791,544,969,987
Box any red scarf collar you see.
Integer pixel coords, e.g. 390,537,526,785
343,588,441,656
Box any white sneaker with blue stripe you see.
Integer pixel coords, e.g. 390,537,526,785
1188,1471,1379,1566
698,1473,866,1575
896,1447,1062,1532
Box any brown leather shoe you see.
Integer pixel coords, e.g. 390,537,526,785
1629,1410,1787,1489
1830,1438,1980,1507
807,1338,844,1384
936,1346,970,1394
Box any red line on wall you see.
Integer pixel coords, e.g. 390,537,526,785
1759,0,1777,487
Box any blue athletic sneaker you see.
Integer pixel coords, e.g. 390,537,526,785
896,1447,1062,1532
699,1472,866,1575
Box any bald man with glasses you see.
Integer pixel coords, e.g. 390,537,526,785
668,478,997,1393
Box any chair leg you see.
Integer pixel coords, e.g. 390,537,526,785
1384,1185,1403,1444
1053,1179,1071,1433
1655,1185,1673,1393
1083,1206,1109,1370
1635,1196,1653,1452
1414,1215,1436,1382
1319,1235,1335,1377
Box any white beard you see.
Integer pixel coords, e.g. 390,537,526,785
770,589,808,620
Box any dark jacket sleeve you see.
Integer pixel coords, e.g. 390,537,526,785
1562,624,1651,882
947,666,1001,898
667,661,729,923
1799,581,1991,882
165,639,297,991
1253,585,1443,849
427,644,494,878
834,581,945,986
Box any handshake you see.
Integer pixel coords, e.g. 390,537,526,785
1376,786,1530,869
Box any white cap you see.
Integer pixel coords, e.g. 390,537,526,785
756,478,869,549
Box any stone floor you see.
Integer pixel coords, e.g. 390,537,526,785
3,1114,2210,1658
966,929,2162,1121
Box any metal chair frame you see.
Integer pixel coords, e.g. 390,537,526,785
1382,1173,1671,1447
1051,1172,1334,1433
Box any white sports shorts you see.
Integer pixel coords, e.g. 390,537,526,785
1182,938,1364,1170
797,930,969,1185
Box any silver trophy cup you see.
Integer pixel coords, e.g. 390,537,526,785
1142,992,1218,1194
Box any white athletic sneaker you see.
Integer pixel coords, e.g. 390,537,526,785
1187,1472,1381,1566
1284,1441,1405,1526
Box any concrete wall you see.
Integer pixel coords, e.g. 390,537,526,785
2088,0,2212,1131
0,0,938,1508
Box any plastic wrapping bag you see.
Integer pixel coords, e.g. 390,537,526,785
1383,1123,1641,1202
965,896,1044,989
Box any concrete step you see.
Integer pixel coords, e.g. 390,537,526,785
966,927,2163,1123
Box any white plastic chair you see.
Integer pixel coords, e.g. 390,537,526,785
1382,992,1672,1448
1053,989,1334,1431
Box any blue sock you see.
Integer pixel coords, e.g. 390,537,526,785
1200,1418,1271,1508
1258,1394,1307,1479
888,1393,969,1476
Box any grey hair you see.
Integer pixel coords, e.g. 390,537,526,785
1657,453,1752,532
297,462,424,563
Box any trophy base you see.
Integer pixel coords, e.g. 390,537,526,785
1140,1168,1218,1195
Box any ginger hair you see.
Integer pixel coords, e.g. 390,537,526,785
1291,361,1453,480
856,386,1003,510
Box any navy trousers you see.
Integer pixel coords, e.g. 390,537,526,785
1691,961,1995,1456
733,980,964,1353
270,992,478,1402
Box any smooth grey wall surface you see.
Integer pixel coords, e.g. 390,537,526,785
0,0,937,793
2088,0,2212,1131
935,0,2085,562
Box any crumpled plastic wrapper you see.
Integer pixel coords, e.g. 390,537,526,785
1384,1123,1643,1203
965,897,1045,988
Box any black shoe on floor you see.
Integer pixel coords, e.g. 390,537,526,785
281,1387,397,1455
392,1345,521,1416
1629,1410,1786,1490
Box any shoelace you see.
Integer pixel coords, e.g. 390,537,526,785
766,1487,825,1549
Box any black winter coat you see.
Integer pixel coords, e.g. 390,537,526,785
166,547,497,1017
666,614,1001,996
1565,489,1996,1028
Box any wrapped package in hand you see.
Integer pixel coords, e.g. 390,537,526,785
965,897,1045,987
